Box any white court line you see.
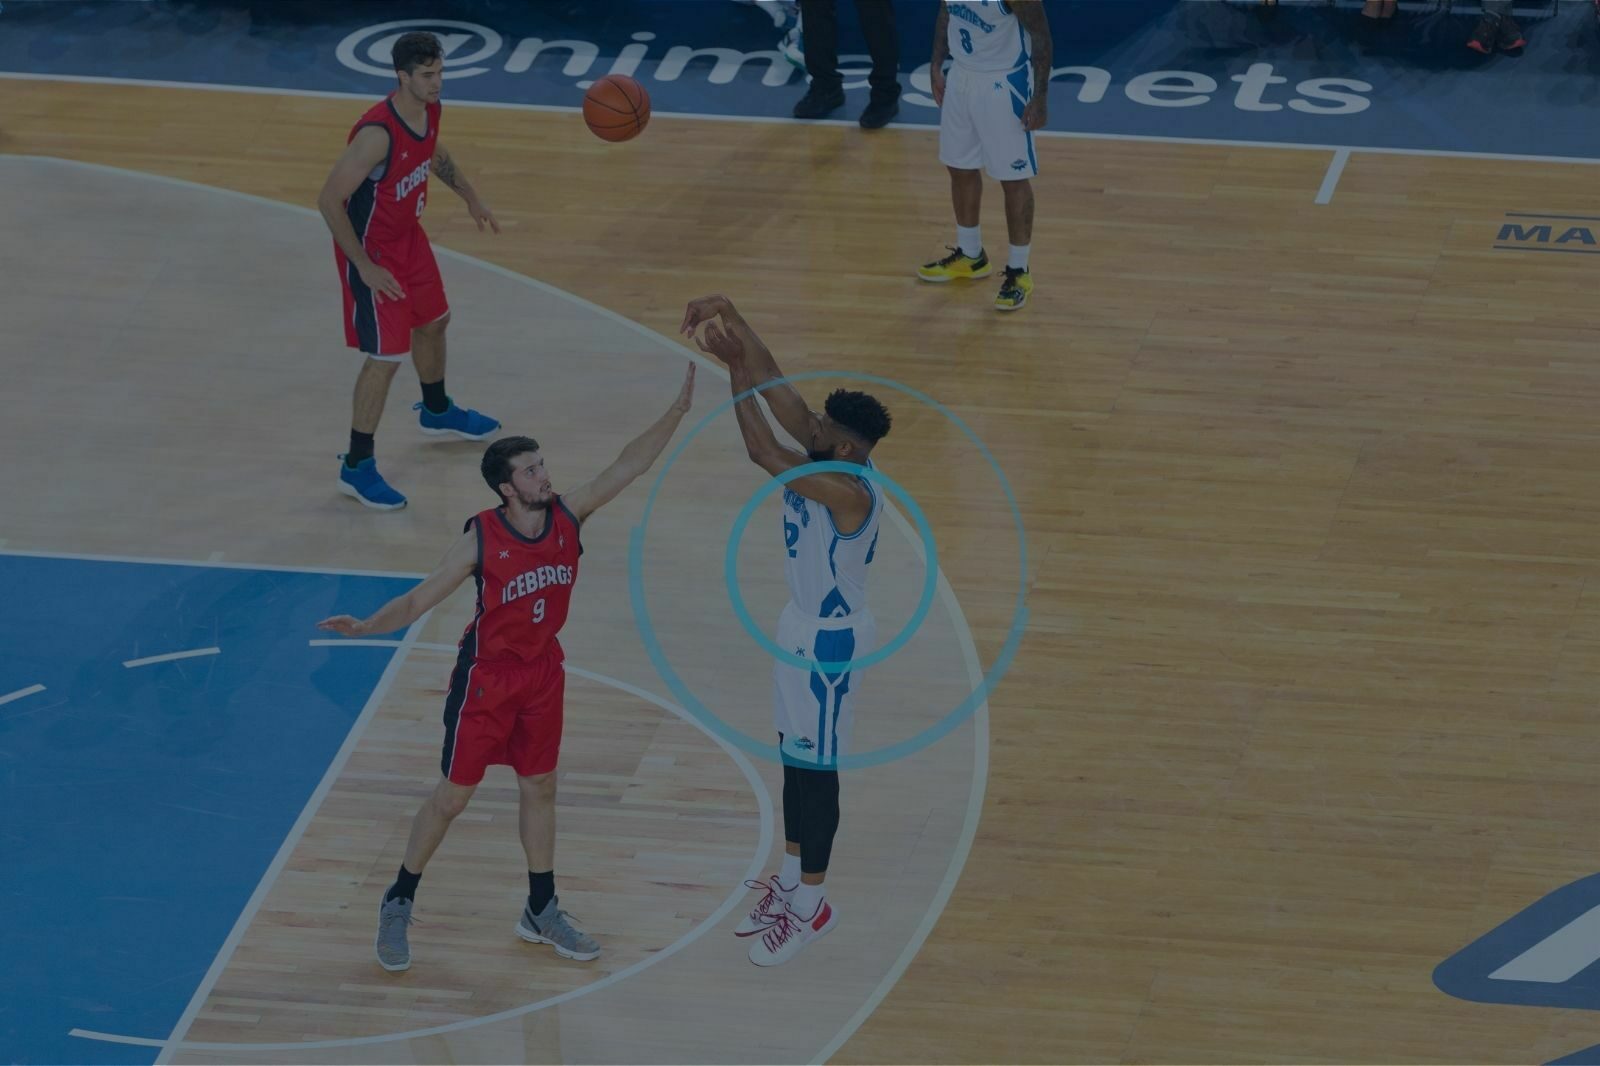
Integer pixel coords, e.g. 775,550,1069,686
811,633,990,1065
307,638,439,649
74,645,777,1056
123,647,220,669
146,613,429,1065
0,547,425,580
4,70,1600,168
1315,147,1351,205
70,1031,164,1048
20,156,987,1061
0,684,47,707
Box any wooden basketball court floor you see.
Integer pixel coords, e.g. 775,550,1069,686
4,77,1600,1064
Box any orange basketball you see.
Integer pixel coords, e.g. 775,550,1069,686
583,75,650,143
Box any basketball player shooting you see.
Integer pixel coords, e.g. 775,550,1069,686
316,363,695,972
680,294,892,967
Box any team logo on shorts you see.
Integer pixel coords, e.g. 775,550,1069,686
792,736,815,751
335,19,504,80
1011,158,1029,171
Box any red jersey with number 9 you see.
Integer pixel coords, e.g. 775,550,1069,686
345,94,440,247
460,500,583,665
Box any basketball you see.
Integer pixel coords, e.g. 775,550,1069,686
583,75,650,143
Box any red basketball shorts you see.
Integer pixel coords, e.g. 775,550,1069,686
335,225,449,359
440,649,565,786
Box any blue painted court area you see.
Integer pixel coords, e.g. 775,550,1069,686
0,553,418,1065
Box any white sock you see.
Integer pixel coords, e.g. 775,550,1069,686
957,225,982,259
792,881,825,920
1008,244,1030,270
778,853,801,890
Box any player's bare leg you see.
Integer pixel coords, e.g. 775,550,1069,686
952,164,983,228
517,770,556,873
918,166,991,282
403,777,477,872
410,311,503,441
376,777,476,970
514,770,600,960
996,177,1035,311
339,356,408,511
352,356,401,435
410,311,449,397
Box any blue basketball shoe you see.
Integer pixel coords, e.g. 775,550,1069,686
338,455,407,511
415,400,501,441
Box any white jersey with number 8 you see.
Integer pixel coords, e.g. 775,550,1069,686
946,0,1032,74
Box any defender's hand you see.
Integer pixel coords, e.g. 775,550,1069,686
316,615,369,637
672,362,696,413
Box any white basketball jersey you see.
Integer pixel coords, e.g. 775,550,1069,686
946,0,1032,73
781,460,882,620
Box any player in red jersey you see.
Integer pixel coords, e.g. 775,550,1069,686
317,31,503,512
317,363,696,970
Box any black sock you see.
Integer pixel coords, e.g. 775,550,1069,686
528,869,555,915
346,430,375,468
420,379,449,415
386,864,421,903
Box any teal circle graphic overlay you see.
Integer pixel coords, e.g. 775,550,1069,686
628,370,1029,770
723,460,938,674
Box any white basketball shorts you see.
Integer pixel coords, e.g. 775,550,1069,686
772,601,877,767
938,60,1038,182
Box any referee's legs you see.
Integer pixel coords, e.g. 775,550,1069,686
794,0,846,117
798,0,841,92
855,0,900,103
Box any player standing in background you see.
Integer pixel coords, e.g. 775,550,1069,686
680,295,892,967
317,31,503,511
917,0,1053,312
317,364,696,971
